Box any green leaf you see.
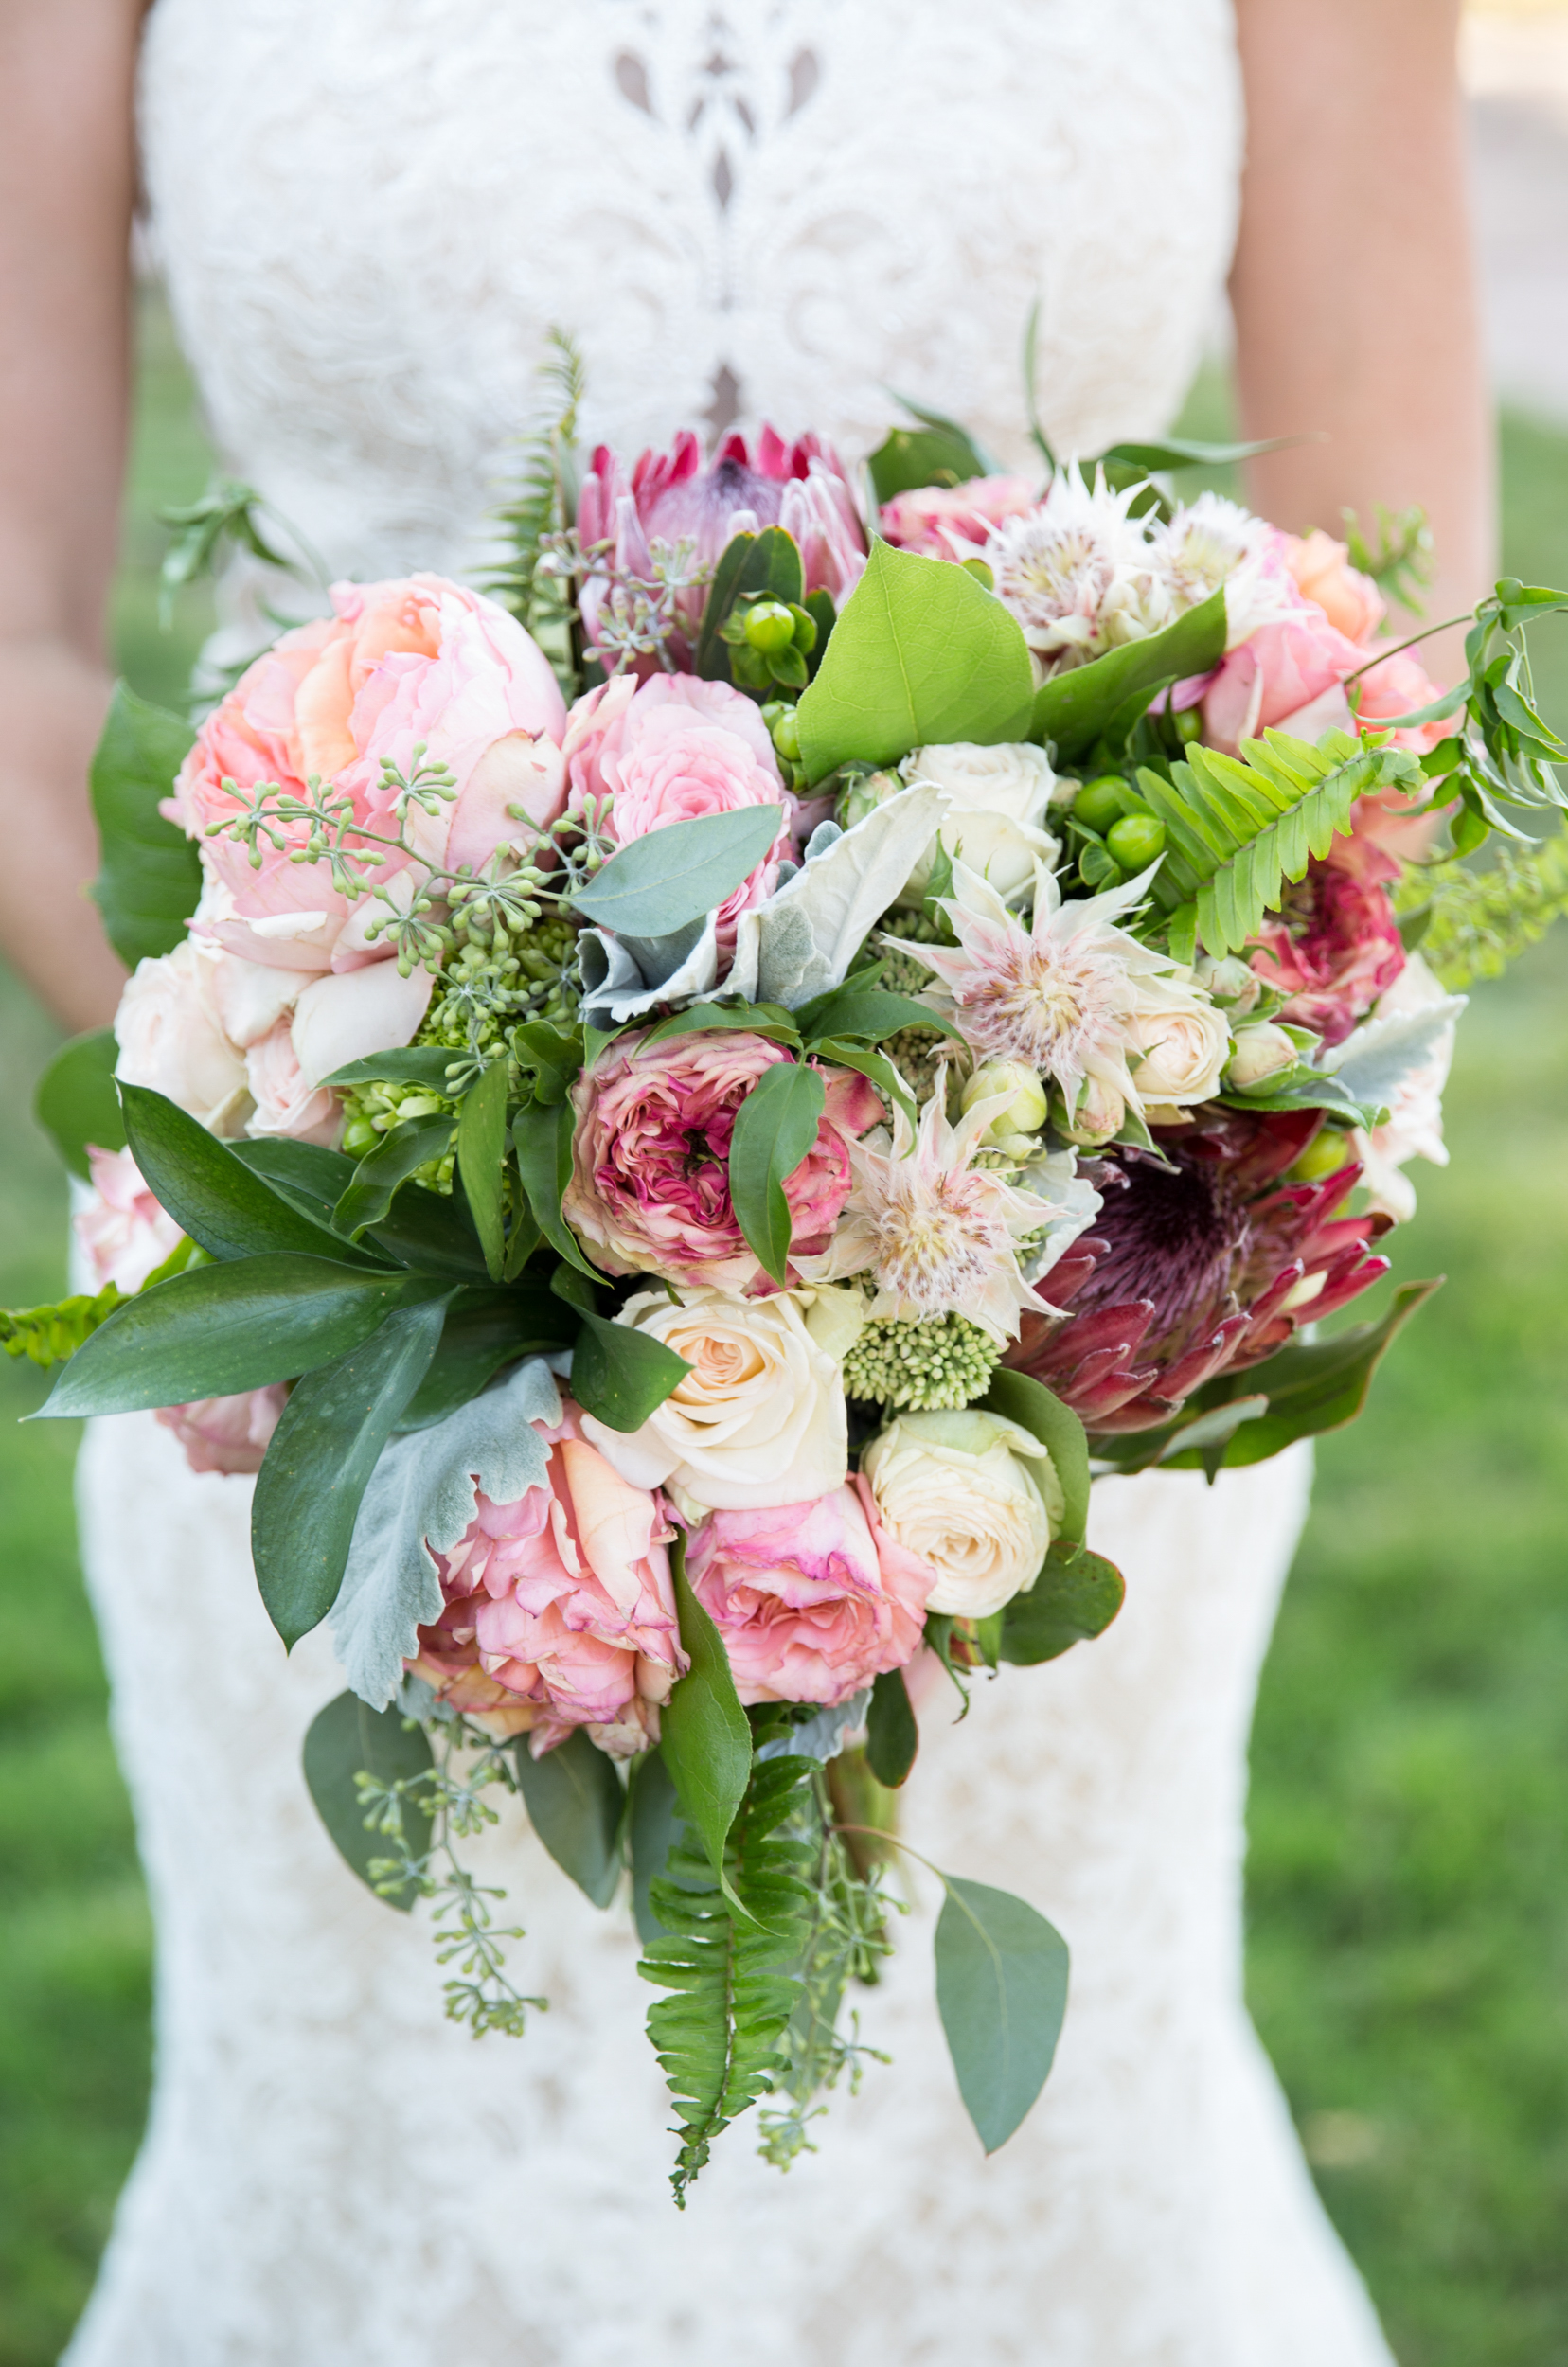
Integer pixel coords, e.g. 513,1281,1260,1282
999,1539,1126,1665
35,1256,432,1417
455,1059,510,1279
796,541,1035,780
251,1298,449,1648
807,1039,917,1128
1031,589,1227,761
363,1182,490,1282
120,1084,379,1266
230,1138,357,1228
794,986,962,1047
934,1874,1070,2154
866,421,989,503
726,1058,826,1286
395,1285,578,1431
659,1540,754,1914
640,1000,802,1051
508,1020,583,1105
514,1098,600,1281
301,1690,433,1912
570,1307,691,1433
332,1115,456,1238
512,1727,625,1908
323,1046,461,1093
982,1368,1091,1544
1096,434,1294,472
695,528,806,679
34,1029,125,1180
88,682,201,967
865,1666,918,1787
630,1749,684,1944
570,805,785,938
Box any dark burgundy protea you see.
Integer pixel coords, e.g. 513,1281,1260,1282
1005,1106,1391,1434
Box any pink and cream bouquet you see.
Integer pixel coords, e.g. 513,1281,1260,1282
14,368,1568,2197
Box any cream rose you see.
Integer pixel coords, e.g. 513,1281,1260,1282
115,940,250,1135
1123,986,1231,1110
898,740,1060,905
579,1286,847,1514
860,1408,1060,1620
1224,1021,1298,1093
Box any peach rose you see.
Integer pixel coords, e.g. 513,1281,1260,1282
1280,530,1385,645
74,1145,183,1292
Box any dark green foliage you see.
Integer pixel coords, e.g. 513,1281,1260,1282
726,1058,826,1285
864,1667,918,1787
120,1084,379,1266
569,1306,691,1432
301,1691,434,1911
512,1728,625,1908
33,1031,124,1180
1000,1540,1126,1665
87,684,201,967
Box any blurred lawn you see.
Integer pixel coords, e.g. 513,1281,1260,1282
3,303,1568,2365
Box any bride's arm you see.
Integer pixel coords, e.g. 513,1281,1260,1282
1231,0,1494,635
0,0,144,1030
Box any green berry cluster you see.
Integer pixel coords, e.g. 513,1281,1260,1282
843,1311,999,1412
422,906,581,1048
339,1076,458,1186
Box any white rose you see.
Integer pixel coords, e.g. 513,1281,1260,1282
1061,1073,1125,1147
897,741,1061,905
1224,1021,1297,1092
244,1018,343,1146
861,1407,1061,1619
1123,987,1231,1108
115,939,249,1134
579,1286,846,1514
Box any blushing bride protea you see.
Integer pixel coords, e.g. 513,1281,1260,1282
793,1081,1054,1342
984,464,1171,667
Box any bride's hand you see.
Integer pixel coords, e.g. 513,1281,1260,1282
0,0,143,1031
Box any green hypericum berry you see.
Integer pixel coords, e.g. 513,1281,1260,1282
770,705,802,761
842,1311,1000,1412
1106,811,1167,869
1072,776,1131,835
1285,1127,1357,1184
743,600,798,656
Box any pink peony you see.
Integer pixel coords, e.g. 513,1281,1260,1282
75,1145,183,1292
562,1032,882,1292
155,1386,288,1476
686,1484,932,1707
1248,846,1406,1047
1280,530,1385,645
408,1403,685,1756
168,575,565,973
879,473,1040,560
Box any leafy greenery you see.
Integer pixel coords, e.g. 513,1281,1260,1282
1030,586,1227,761
87,685,200,968
511,1728,625,1909
486,327,586,674
999,1541,1127,1665
1,1286,124,1370
933,1874,1070,2155
657,1548,753,1910
32,1031,124,1181
301,1689,434,1909
1399,826,1568,989
726,1057,826,1285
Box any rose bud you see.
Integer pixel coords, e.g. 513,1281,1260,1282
961,1059,1049,1152
1224,1021,1299,1092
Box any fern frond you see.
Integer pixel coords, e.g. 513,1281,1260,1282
1137,729,1422,958
1400,827,1568,989
487,329,586,628
0,1284,122,1369
638,1753,818,2204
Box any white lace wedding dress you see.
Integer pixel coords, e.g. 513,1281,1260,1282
66,4,1397,2359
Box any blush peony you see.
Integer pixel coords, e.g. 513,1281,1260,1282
155,1386,288,1476
686,1483,932,1706
561,1032,882,1292
115,940,250,1136
74,1145,184,1291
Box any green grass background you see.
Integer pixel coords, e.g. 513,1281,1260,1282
3,300,1568,2363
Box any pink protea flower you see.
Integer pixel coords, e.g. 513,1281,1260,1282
562,1032,882,1292
1248,845,1405,1048
879,473,1039,560
686,1483,932,1707
407,1402,685,1757
794,1081,1054,1343
155,1386,289,1476
1006,1108,1391,1433
75,1144,184,1292
884,863,1181,1121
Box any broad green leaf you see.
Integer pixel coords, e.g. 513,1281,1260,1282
640,1000,802,1051
695,527,806,679
36,1255,432,1417
455,1059,510,1280
395,1285,579,1432
865,1666,918,1787
513,1727,625,1908
982,1369,1091,1544
34,1029,124,1180
251,1298,448,1648
727,1058,826,1286
363,1181,490,1282
509,1020,583,1105
796,541,1035,780
323,1046,461,1092
301,1690,433,1911
629,1748,684,1944
332,1114,456,1238
514,1098,601,1280
570,1307,691,1432
231,1138,357,1229
808,1038,917,1128
330,1358,561,1707
795,986,962,1047
999,1539,1126,1665
1096,434,1294,472
570,805,785,938
867,421,989,503
934,1874,1070,2154
88,682,201,967
1031,588,1227,761
660,1541,754,1915
120,1084,379,1266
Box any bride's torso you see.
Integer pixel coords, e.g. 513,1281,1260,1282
139,0,1242,586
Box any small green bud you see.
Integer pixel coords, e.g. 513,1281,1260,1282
1173,704,1205,745
787,601,817,655
1285,1127,1356,1184
1106,811,1167,870
743,600,797,656
1072,776,1131,835
962,1059,1048,1145
771,705,802,761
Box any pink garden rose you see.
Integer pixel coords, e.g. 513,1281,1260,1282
686,1482,933,1707
562,1032,882,1292
1248,843,1405,1047
1201,604,1370,756
75,1145,183,1292
408,1402,685,1757
1350,646,1450,755
168,575,565,973
243,1016,342,1147
155,1386,288,1477
879,473,1039,560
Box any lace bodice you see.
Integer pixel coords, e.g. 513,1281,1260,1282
140,0,1243,590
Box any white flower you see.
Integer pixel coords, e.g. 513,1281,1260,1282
1012,1146,1104,1287
1147,491,1293,647
1122,983,1232,1106
579,1286,846,1514
885,859,1178,1120
985,466,1154,669
794,1084,1054,1343
861,1408,1061,1619
1345,954,1463,1222
896,741,1061,905
115,940,250,1135
1225,1021,1298,1092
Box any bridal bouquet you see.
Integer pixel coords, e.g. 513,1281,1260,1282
14,362,1568,2196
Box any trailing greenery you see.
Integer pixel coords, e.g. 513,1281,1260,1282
0,1285,124,1369
487,329,587,682
1398,827,1568,990
1342,502,1435,614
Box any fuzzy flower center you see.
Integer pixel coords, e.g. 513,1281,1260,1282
952,932,1127,1080
990,518,1114,636
867,1169,1010,1318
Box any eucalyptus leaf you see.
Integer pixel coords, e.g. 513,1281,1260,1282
571,806,785,938
88,682,201,968
726,1058,826,1285
659,1542,753,1917
333,1115,457,1237
329,1357,561,1708
34,1029,125,1180
935,1874,1070,2155
455,1059,510,1280
1031,588,1226,760
513,1727,625,1908
795,541,1034,780
302,1689,433,1911
570,1308,691,1433
982,1369,1091,1544
865,1666,918,1787
251,1297,449,1648
999,1539,1126,1666
120,1084,379,1266
36,1256,433,1418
